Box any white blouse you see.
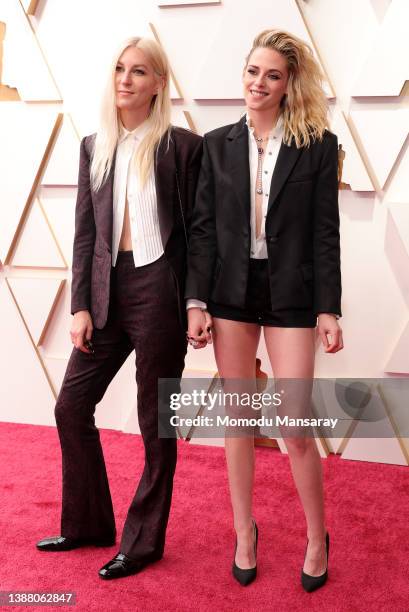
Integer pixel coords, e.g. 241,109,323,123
112,120,164,268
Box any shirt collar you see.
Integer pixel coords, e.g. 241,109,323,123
245,112,284,138
118,118,151,144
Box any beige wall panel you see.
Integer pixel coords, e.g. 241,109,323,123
314,190,408,378
385,320,409,374
41,355,68,393
169,78,182,100
341,435,407,466
0,103,58,263
0,20,20,99
148,23,183,99
158,0,220,5
11,199,66,268
349,109,409,189
352,0,409,96
0,0,60,100
369,0,394,23
192,0,329,99
0,280,55,424
331,109,374,191
39,281,72,359
171,107,193,130
298,0,379,98
385,208,409,308
189,105,246,135
42,116,80,186
386,147,409,204
389,203,409,259
39,188,77,267
306,382,348,455
20,0,40,16
338,382,408,465
7,277,64,345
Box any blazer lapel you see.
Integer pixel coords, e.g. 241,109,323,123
226,116,251,224
95,149,116,253
267,138,303,214
154,130,176,249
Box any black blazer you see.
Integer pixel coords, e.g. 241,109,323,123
71,126,203,329
185,115,341,318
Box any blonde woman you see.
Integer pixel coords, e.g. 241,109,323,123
36,37,202,580
186,30,343,591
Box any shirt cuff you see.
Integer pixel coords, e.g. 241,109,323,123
318,312,340,320
186,299,207,311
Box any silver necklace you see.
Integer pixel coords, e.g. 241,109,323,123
255,135,265,195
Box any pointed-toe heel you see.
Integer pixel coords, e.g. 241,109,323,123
301,531,329,592
232,519,258,586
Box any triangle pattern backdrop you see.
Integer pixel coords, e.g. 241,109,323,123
10,199,66,269
0,0,408,464
7,277,65,346
0,105,60,263
0,0,60,101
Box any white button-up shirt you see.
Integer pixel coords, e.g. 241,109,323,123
186,113,284,310
112,120,164,268
247,112,284,259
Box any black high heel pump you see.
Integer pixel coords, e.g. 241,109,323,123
232,519,258,586
301,531,329,592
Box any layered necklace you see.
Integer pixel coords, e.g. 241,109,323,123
255,135,267,195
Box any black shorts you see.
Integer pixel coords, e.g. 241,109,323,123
207,258,316,328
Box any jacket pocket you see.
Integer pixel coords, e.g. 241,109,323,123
287,172,315,184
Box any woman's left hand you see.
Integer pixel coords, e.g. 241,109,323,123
187,308,213,349
317,314,344,353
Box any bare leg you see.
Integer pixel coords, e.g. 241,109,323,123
212,318,260,569
264,327,327,576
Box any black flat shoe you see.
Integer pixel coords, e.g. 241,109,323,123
99,552,158,580
232,519,258,586
301,531,329,592
36,535,116,551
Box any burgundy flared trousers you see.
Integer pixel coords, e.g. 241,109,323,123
54,252,187,561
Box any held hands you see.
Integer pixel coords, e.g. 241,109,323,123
317,313,344,353
70,310,94,353
187,308,213,349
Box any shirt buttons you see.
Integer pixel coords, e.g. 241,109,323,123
265,193,269,197
264,170,268,174
268,152,272,155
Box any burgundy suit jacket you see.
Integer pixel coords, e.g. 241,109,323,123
71,126,203,329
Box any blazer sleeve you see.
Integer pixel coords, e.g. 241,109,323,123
312,133,342,317
70,137,96,315
185,134,217,303
185,137,203,229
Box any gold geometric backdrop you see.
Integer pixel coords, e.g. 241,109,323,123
0,0,408,465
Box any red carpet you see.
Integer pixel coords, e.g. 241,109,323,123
0,422,408,611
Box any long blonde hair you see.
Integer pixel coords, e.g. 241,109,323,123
245,29,329,148
90,36,171,191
